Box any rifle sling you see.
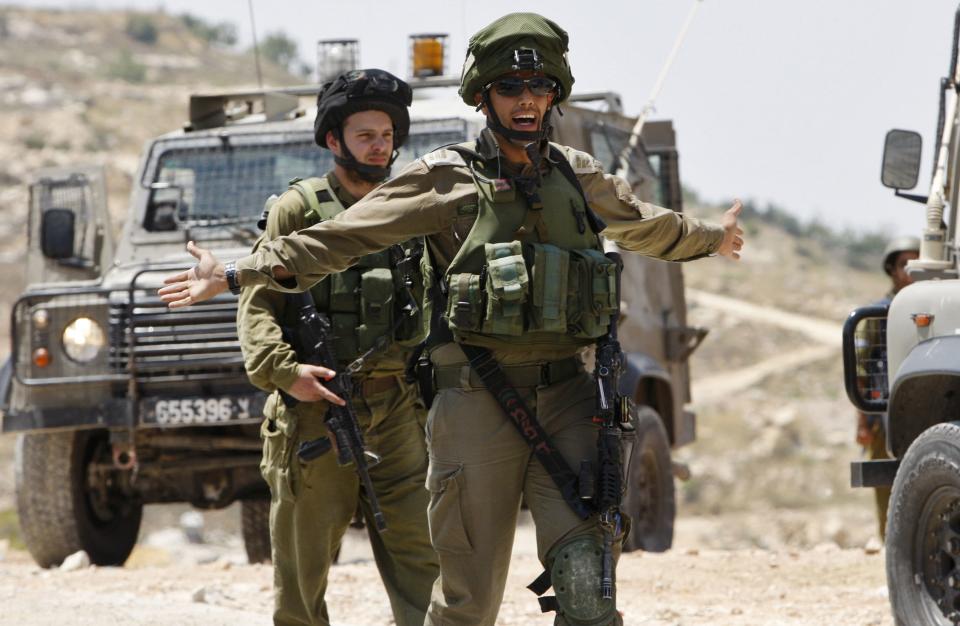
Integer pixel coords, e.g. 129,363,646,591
458,343,592,521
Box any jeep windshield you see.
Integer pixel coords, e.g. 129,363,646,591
143,120,468,232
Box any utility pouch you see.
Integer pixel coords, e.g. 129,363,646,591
568,249,619,338
446,273,485,332
331,312,360,365
483,241,528,336
357,268,394,349
529,243,570,333
329,269,360,312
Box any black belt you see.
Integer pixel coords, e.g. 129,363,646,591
434,356,581,390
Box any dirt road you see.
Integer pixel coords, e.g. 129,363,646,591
0,514,893,626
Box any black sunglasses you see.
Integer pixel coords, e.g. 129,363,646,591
487,76,557,97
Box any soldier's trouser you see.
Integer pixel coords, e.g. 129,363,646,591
869,426,891,539
423,362,621,626
260,378,438,626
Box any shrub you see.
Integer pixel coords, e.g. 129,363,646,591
259,32,300,71
125,14,158,45
180,13,237,47
107,55,147,83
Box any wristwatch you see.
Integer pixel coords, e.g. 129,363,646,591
224,261,242,295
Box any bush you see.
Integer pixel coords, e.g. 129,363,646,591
107,55,147,83
259,32,300,71
23,133,45,150
180,13,237,47
125,14,158,45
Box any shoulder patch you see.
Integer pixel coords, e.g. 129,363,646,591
553,144,602,175
420,148,468,171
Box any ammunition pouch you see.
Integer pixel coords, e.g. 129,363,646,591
444,240,619,341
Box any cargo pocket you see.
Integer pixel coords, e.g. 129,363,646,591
568,249,619,339
529,243,570,333
426,462,474,554
483,241,528,336
357,268,395,350
446,272,484,333
260,418,298,503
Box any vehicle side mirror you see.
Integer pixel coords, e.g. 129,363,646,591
842,305,890,414
40,208,76,260
881,129,922,190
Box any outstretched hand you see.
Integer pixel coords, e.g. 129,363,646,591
157,241,227,308
717,199,745,260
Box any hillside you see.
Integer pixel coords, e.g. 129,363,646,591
0,6,302,354
0,0,920,604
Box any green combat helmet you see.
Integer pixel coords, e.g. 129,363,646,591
459,12,575,144
882,235,920,275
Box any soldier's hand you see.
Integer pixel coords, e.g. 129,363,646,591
717,199,744,260
286,364,346,406
158,241,228,308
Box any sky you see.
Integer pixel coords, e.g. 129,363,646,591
7,0,960,237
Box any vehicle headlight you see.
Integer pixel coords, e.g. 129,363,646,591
62,317,106,363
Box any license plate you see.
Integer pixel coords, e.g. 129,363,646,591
141,394,266,427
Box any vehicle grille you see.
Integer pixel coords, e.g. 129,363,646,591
109,294,246,383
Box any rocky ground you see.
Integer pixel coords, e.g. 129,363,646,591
0,510,892,626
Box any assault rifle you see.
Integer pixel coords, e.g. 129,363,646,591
593,250,628,600
280,290,387,532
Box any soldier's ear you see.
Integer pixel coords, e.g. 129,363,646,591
326,130,341,155
473,93,486,113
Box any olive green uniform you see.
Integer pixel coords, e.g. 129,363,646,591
236,137,724,625
238,172,438,626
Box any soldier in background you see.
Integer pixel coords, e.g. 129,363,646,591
238,69,437,626
159,13,744,625
855,236,920,538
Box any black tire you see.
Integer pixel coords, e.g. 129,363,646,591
621,405,676,553
241,499,272,564
14,430,142,568
887,422,960,626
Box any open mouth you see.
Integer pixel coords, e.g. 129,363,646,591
511,113,538,131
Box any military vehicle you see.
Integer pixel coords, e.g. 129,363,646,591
0,36,706,567
843,5,960,624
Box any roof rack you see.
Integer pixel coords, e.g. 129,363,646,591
186,82,623,131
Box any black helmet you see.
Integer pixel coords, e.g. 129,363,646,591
314,69,413,182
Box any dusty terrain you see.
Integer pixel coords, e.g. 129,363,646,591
0,6,900,625
0,513,892,626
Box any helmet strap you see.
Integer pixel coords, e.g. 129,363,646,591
333,127,398,183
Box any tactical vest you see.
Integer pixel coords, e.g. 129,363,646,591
438,143,619,352
281,176,426,369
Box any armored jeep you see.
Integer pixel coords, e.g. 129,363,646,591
843,4,960,624
0,46,706,567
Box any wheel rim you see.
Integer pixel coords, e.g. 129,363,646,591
917,486,960,624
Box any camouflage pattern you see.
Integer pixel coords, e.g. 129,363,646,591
238,171,437,626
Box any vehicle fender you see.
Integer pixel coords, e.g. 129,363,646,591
888,335,960,458
620,352,675,443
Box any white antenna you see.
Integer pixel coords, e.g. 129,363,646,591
615,0,704,181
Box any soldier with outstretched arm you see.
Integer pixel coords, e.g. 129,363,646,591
161,12,743,626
